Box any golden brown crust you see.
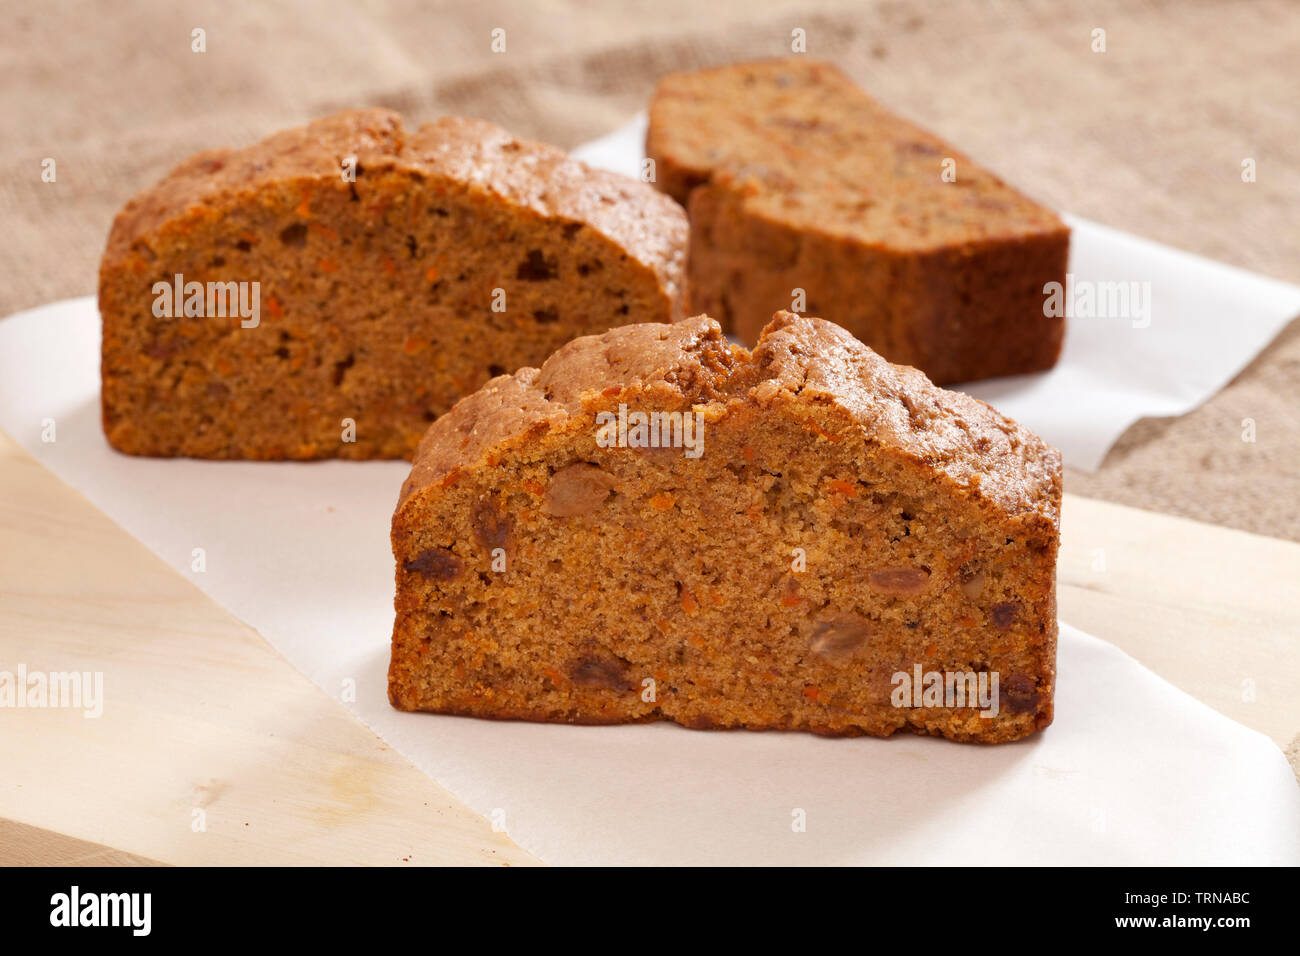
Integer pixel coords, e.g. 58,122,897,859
105,111,686,300
391,311,1061,743
399,312,1061,524
646,58,1070,384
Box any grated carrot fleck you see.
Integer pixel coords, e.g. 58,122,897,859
808,421,842,443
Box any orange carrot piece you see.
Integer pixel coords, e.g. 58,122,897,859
808,421,842,443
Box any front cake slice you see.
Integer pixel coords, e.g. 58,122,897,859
389,312,1061,742
100,108,687,459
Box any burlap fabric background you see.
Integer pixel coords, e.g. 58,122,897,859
4,0,1297,539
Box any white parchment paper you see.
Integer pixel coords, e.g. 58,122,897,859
573,116,1300,471
1,297,1297,865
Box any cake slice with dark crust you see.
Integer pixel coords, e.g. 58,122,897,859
389,311,1061,743
99,108,687,459
646,58,1070,385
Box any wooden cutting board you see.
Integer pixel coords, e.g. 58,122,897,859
1,429,1296,865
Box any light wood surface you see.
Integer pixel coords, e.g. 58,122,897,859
1058,495,1300,749
0,428,1295,866
0,430,536,866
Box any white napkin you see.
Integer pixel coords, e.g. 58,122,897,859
1,298,1297,865
573,116,1300,471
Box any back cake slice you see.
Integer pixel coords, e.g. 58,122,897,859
647,58,1070,385
100,108,688,459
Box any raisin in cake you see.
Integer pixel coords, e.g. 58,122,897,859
99,109,687,459
646,58,1069,385
389,311,1061,743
